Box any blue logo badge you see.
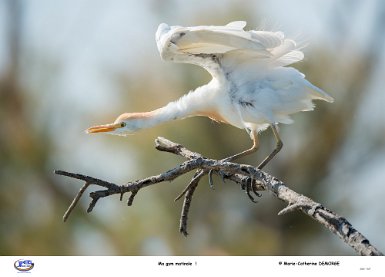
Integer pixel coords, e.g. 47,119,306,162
14,259,34,272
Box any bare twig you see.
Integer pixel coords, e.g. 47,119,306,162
63,181,90,222
179,170,205,236
55,137,383,256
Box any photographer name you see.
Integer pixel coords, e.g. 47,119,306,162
283,261,340,266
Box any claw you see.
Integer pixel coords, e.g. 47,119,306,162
218,171,227,183
239,172,262,203
208,169,215,190
246,178,260,203
246,187,258,203
208,170,229,189
251,180,262,197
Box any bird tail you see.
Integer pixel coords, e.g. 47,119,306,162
305,81,334,103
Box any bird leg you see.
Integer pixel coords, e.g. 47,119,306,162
209,125,282,200
237,124,282,201
257,124,283,170
208,130,260,196
223,130,259,162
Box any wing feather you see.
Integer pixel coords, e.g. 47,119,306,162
274,50,304,66
225,21,247,29
157,21,305,67
175,26,267,54
156,21,303,66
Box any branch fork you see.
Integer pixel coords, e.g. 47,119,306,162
55,137,383,256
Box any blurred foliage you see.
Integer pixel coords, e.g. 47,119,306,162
1,0,384,256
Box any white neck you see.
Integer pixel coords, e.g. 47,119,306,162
138,82,216,129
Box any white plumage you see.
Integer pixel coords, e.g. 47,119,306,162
87,21,334,168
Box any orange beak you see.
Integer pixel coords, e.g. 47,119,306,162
86,123,121,134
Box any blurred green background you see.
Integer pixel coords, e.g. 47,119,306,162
1,0,384,255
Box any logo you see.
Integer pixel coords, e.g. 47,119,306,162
14,259,34,272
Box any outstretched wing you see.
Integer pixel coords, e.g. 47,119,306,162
156,21,304,68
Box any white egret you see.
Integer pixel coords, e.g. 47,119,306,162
87,21,333,169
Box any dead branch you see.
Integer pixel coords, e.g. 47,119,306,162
55,137,383,256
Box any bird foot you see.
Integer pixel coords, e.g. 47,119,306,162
240,177,262,203
239,166,264,203
209,166,263,203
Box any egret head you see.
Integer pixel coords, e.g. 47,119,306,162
86,113,146,136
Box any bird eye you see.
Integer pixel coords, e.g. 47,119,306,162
120,122,126,128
